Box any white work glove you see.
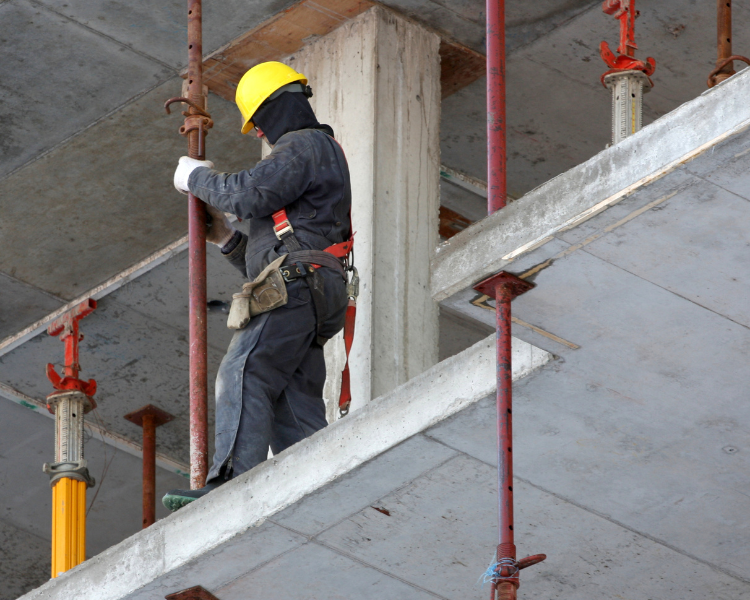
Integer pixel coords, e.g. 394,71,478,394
174,156,214,194
205,204,237,248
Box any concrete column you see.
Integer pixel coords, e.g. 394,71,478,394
286,7,441,417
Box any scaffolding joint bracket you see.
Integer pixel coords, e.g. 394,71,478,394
43,459,96,488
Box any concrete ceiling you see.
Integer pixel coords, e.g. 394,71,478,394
2,0,749,597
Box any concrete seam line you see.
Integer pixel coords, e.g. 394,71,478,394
0,270,65,304
513,475,750,586
0,381,190,477
686,167,750,205
267,439,461,540
27,0,179,72
578,246,750,334
0,236,188,357
311,538,454,600
0,73,177,184
106,297,228,355
421,431,750,587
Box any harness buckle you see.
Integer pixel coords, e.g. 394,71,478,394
273,218,294,240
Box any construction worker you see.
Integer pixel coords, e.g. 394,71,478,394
163,61,352,511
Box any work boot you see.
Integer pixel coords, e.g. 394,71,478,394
162,479,225,512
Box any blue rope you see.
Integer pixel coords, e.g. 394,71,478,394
478,554,519,588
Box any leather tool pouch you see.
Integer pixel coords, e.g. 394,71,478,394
227,254,288,330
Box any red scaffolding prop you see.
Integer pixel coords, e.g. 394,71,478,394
164,0,213,490
483,0,546,596
599,0,655,87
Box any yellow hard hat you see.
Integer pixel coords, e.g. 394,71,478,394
235,61,308,134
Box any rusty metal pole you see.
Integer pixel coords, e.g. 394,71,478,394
483,1,545,597
142,414,156,526
495,283,514,558
164,0,215,491
125,404,175,528
186,0,209,490
707,0,749,87
474,274,544,600
486,0,506,213
715,0,735,85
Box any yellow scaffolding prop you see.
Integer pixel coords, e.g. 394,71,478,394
43,300,98,578
51,478,87,577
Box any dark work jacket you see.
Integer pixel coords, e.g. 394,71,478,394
188,129,352,280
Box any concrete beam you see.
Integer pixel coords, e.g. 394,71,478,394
431,68,750,302
19,334,550,600
0,236,188,359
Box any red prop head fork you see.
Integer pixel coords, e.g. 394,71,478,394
46,299,98,410
599,0,656,87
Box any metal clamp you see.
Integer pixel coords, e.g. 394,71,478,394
43,460,96,488
164,97,214,158
346,266,359,300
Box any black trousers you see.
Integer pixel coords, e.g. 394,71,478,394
207,268,347,483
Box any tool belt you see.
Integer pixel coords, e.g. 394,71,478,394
227,255,289,330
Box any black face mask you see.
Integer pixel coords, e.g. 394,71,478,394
252,92,332,145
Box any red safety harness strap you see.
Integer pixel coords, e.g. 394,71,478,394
272,206,356,416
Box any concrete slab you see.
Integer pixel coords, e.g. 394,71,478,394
430,247,750,581
438,306,493,361
218,542,442,599
14,332,548,600
36,0,299,70
108,244,247,353
437,0,750,203
439,178,486,223
432,68,750,302
274,434,458,536
0,76,257,302
441,58,610,197
0,517,50,600
0,294,226,465
0,272,62,340
319,453,750,599
582,174,750,329
685,119,750,201
0,0,174,179
132,520,307,599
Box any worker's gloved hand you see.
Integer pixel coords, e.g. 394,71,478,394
205,204,237,248
174,156,214,194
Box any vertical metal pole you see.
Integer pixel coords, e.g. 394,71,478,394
142,414,156,528
495,285,514,557
487,0,506,214
716,0,735,84
186,0,209,490
125,404,174,528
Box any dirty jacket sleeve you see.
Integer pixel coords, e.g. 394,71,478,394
186,134,315,220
